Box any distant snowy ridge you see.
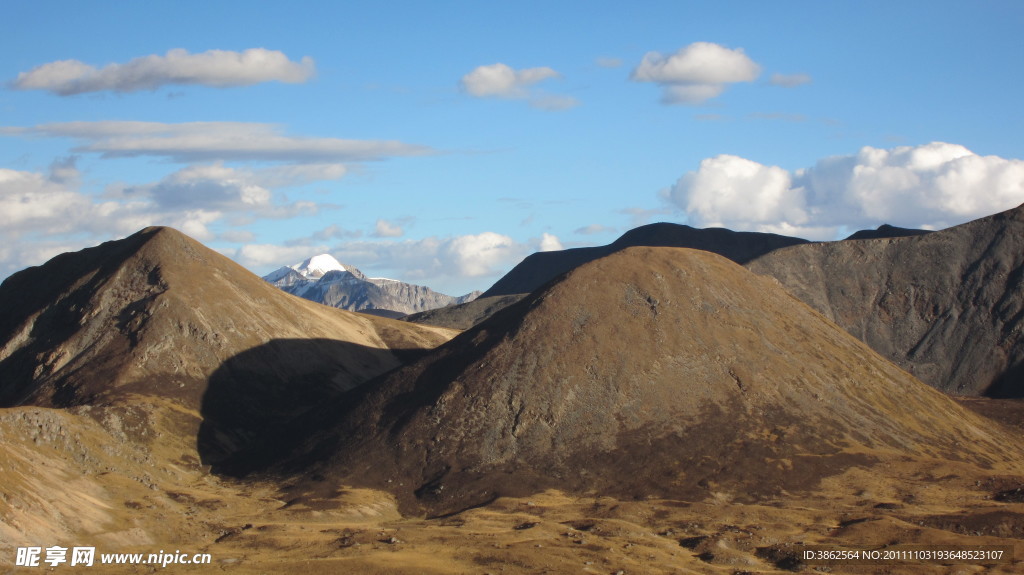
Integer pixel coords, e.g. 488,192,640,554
263,253,480,316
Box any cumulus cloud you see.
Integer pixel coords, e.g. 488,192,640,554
668,155,807,229
461,63,558,98
236,243,331,268
0,163,93,235
0,163,202,276
0,121,427,280
595,57,623,68
147,163,271,209
119,162,321,219
769,73,812,87
665,142,1024,238
12,48,315,95
631,42,760,104
0,153,345,278
538,232,564,252
373,219,405,237
442,232,524,277
460,63,578,109
4,121,432,164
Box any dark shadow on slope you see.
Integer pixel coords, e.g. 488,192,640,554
205,295,543,483
197,338,433,471
986,361,1024,399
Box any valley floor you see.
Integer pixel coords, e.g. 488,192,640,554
3,399,1024,574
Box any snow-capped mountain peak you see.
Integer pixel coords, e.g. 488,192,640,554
291,254,346,279
261,253,479,316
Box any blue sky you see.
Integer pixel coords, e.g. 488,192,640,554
2,1,1023,295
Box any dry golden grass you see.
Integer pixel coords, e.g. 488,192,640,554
4,237,1024,574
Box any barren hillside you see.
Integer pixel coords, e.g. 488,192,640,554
748,203,1024,397
280,247,1023,518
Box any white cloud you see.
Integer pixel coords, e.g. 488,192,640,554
0,165,93,234
120,162,322,219
538,232,564,252
666,142,1024,238
460,63,578,109
236,243,332,268
461,63,558,98
442,232,523,277
631,42,760,104
0,120,421,281
13,48,315,95
769,73,812,87
3,121,433,164
150,163,271,208
232,231,532,295
281,232,529,287
0,163,212,276
373,219,405,237
0,153,344,278
669,154,807,229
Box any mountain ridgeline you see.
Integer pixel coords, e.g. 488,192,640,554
408,206,1024,398
0,228,457,463
749,204,1024,397
404,223,811,330
268,247,1021,516
2,219,1024,563
481,222,811,297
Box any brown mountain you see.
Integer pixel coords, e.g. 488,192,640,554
747,203,1024,397
481,222,810,298
280,247,1020,517
0,227,456,464
403,293,528,331
404,223,810,330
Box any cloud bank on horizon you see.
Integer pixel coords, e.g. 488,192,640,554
667,142,1024,237
2,2,1022,295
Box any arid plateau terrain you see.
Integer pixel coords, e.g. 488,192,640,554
3,210,1024,574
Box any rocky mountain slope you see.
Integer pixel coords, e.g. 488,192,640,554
0,226,458,551
410,212,1024,399
4,229,1024,573
265,254,479,316
403,293,528,331
404,223,810,330
0,227,457,464
404,221,924,331
747,203,1024,397
272,247,1021,517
